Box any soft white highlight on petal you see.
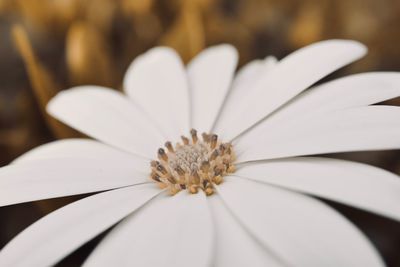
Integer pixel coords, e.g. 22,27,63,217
208,195,285,267
236,106,400,162
221,40,367,140
235,157,400,222
236,72,400,139
83,192,213,267
187,44,238,132
124,47,190,139
0,158,148,206
47,86,164,158
12,139,148,172
233,56,278,91
217,178,384,267
0,184,160,267
214,56,277,137
268,72,400,123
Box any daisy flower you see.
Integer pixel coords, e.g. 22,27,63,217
1,40,400,267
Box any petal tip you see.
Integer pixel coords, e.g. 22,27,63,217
189,43,239,68
323,39,368,57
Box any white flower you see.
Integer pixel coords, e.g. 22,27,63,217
1,40,400,267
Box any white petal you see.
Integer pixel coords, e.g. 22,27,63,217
221,40,367,140
217,178,384,267
0,184,160,267
242,72,400,131
187,44,238,132
214,56,277,137
0,158,149,206
233,56,277,90
13,139,148,172
208,195,285,267
83,192,213,267
235,157,400,222
236,105,400,162
124,47,190,139
47,86,164,158
233,60,263,88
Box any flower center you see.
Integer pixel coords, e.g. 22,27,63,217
150,129,236,196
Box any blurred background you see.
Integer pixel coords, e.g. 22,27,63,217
0,0,400,266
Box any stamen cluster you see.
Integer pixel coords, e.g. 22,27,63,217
150,129,236,196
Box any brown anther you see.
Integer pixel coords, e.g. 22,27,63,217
213,175,223,185
180,184,187,190
190,129,198,144
225,143,232,154
204,183,214,196
200,161,210,172
191,170,201,184
202,132,210,143
175,166,186,177
156,164,168,175
165,141,174,153
223,158,230,166
189,185,199,194
210,134,218,149
181,135,189,145
219,144,226,155
169,186,179,195
150,160,159,168
205,188,214,196
167,175,177,184
158,183,168,189
210,150,219,161
158,148,168,161
227,164,236,173
151,172,161,182
214,166,223,176
216,164,226,173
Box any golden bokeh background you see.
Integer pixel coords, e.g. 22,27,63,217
0,0,400,266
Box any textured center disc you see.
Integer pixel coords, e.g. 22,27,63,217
150,129,236,196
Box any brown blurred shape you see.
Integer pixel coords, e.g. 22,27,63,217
11,25,78,139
